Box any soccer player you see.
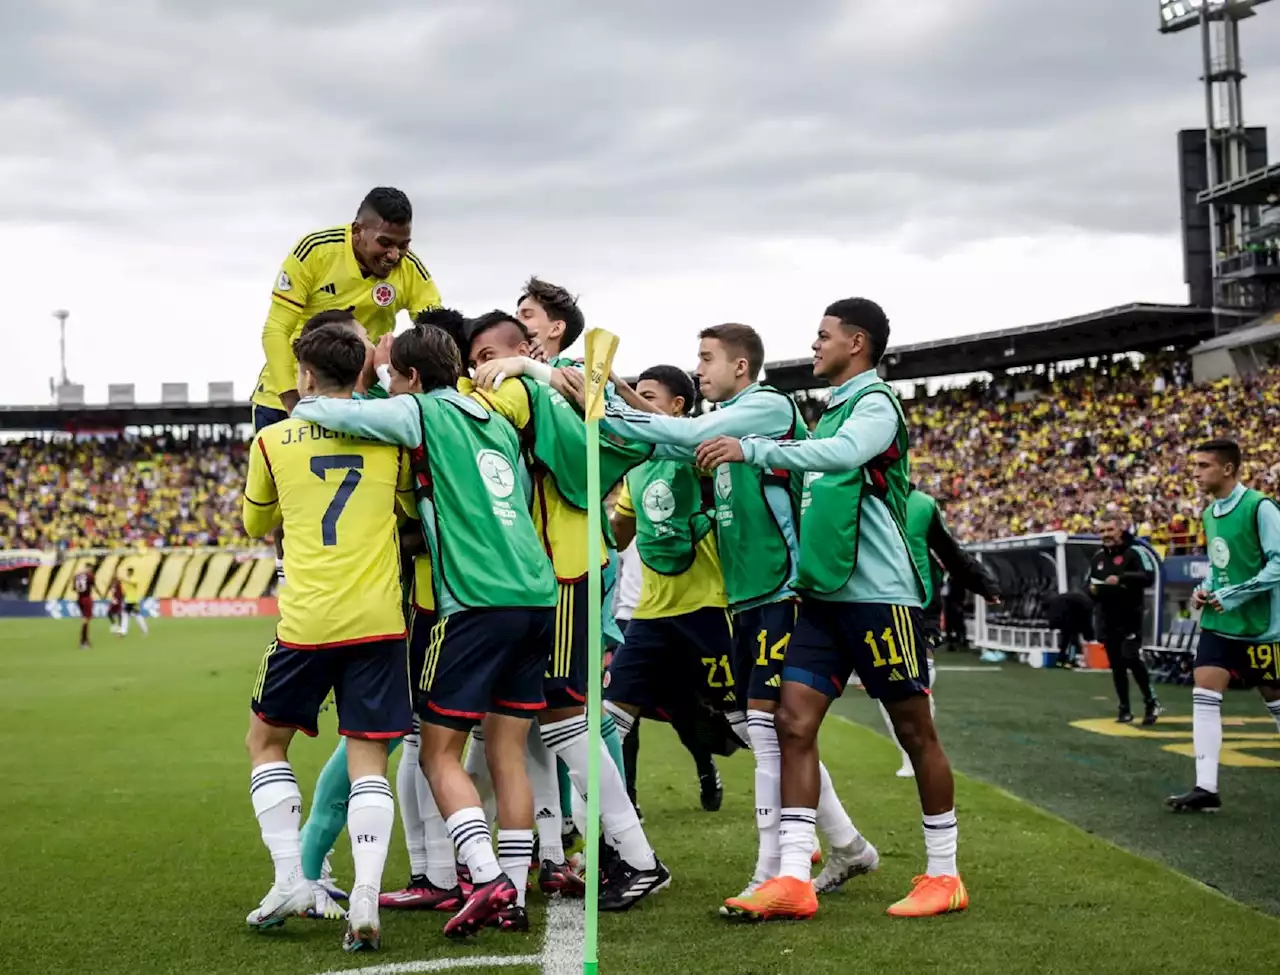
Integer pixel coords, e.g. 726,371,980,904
73,566,95,649
108,577,124,636
242,321,416,952
700,298,967,920
251,187,442,582
587,326,878,910
118,569,148,637
1089,515,1160,725
888,486,1000,777
292,325,560,937
460,311,665,909
1166,439,1280,813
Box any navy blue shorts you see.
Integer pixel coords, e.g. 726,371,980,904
408,604,439,693
251,636,413,739
253,404,290,432
1195,630,1280,687
418,608,553,730
546,581,589,710
733,600,798,704
784,599,930,702
605,606,737,715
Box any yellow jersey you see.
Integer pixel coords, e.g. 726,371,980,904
615,480,728,619
252,224,443,411
122,578,144,604
244,415,416,648
461,377,606,582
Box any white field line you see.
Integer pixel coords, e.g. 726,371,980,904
308,899,582,975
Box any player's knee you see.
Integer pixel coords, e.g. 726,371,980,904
775,704,817,749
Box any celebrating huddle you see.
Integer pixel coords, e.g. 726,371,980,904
239,187,969,956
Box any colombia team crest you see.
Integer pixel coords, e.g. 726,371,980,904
372,282,396,307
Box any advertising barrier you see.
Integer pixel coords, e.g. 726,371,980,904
159,598,278,618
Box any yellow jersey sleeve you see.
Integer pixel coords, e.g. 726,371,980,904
412,555,435,611
401,251,444,316
396,447,418,519
243,435,281,538
262,247,318,398
615,481,635,519
461,378,533,431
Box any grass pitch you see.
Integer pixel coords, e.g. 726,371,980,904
3,618,1278,975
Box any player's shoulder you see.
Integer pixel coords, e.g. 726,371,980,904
394,249,434,285
289,225,348,264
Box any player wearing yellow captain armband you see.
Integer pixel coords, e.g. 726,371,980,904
252,187,442,425
241,319,418,955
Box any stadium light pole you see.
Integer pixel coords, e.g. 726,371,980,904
52,309,70,386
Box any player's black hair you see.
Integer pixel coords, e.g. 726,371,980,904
414,307,469,354
824,297,890,366
519,276,585,349
699,323,765,380
357,186,413,227
466,310,530,351
391,325,462,392
293,322,366,391
638,365,697,416
1195,438,1243,473
299,308,359,335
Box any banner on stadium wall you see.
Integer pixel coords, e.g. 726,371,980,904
19,547,277,604
1162,556,1211,586
0,549,56,571
158,597,278,618
44,598,160,619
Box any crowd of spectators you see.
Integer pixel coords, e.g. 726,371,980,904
4,352,1280,556
0,435,249,552
904,355,1280,554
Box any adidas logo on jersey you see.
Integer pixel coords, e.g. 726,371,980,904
319,283,337,295
889,669,905,682
766,674,781,688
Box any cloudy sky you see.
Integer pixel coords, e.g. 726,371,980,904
2,0,1278,406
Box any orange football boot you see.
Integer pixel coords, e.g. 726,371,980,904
886,875,968,917
722,876,818,922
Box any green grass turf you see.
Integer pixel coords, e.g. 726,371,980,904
833,657,1280,916
3,618,1279,975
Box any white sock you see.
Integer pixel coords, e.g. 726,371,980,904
120,613,130,636
416,763,458,890
570,778,587,837
396,730,429,877
727,710,750,748
445,807,500,885
348,775,395,894
135,612,148,635
923,809,958,877
745,710,781,881
250,761,303,887
464,726,497,825
527,729,565,864
498,829,536,908
778,807,817,881
541,715,655,870
816,761,860,850
879,701,911,771
604,701,636,739
275,557,285,584
1266,698,1280,733
1193,688,1224,794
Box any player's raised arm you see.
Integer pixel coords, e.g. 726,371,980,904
261,249,316,414
602,392,791,450
292,394,423,449
242,435,281,538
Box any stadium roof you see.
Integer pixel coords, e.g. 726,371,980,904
764,302,1215,390
1189,311,1280,353
0,401,249,432
1197,161,1280,206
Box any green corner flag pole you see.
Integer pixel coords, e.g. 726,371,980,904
584,413,603,975
582,327,618,975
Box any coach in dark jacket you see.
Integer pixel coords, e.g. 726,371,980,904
1089,516,1159,724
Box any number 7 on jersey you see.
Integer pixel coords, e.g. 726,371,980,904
310,455,363,546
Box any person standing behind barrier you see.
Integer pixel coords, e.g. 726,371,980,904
1089,516,1160,725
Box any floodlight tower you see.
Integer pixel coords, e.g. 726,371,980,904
1161,0,1276,325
